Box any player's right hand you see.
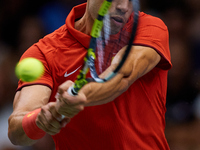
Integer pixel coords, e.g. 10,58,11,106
36,102,70,135
55,80,87,118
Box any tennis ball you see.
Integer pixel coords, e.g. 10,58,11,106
15,57,44,82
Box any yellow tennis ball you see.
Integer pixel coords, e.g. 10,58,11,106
15,57,44,82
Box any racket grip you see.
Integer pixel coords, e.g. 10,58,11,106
67,86,78,96
54,86,77,121
59,87,76,120
55,98,66,121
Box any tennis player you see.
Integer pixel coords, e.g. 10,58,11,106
8,0,172,149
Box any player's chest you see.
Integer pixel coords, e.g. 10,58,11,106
50,45,86,84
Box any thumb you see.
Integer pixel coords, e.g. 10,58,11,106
48,102,64,121
58,80,74,95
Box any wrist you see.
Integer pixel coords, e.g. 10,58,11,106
22,108,46,140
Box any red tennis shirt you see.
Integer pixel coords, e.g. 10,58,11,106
17,3,172,150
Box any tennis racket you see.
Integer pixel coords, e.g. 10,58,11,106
68,0,140,96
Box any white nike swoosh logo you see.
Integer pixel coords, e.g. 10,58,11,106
64,66,81,77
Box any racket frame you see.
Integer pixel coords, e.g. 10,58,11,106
69,0,140,95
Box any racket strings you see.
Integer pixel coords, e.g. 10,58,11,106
96,36,121,74
95,17,134,74
70,0,140,95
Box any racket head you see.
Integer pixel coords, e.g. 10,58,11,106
90,0,140,81
71,0,140,95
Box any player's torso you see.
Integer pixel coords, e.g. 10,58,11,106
51,67,170,150
41,9,170,149
45,30,88,102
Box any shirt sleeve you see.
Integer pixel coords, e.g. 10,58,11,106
134,12,172,70
16,44,53,91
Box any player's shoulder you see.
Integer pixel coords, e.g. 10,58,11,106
41,25,72,47
21,24,72,62
139,12,167,30
35,24,75,53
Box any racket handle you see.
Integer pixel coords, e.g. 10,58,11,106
59,87,76,120
67,86,78,96
54,86,77,121
55,87,75,120
55,97,66,121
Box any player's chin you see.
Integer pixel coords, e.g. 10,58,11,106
110,23,125,34
110,26,123,35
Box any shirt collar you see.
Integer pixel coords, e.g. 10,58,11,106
65,3,90,49
65,3,134,49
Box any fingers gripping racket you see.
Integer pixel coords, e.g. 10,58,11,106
68,0,140,95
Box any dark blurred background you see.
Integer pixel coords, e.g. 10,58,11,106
0,0,200,149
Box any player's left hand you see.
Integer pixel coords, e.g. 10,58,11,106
55,81,87,118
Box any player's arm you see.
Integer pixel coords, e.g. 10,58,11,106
8,85,51,145
8,85,70,146
82,45,161,106
53,45,160,117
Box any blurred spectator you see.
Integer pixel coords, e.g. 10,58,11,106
160,1,200,150
185,0,200,14
0,14,53,150
38,0,86,34
162,7,189,40
38,1,71,34
166,37,198,123
0,15,46,108
0,0,54,48
187,0,200,121
156,0,200,124
17,16,45,55
186,0,200,70
0,0,27,47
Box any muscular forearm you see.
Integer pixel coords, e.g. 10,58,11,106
8,114,37,146
82,46,161,106
8,85,52,145
82,73,128,106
